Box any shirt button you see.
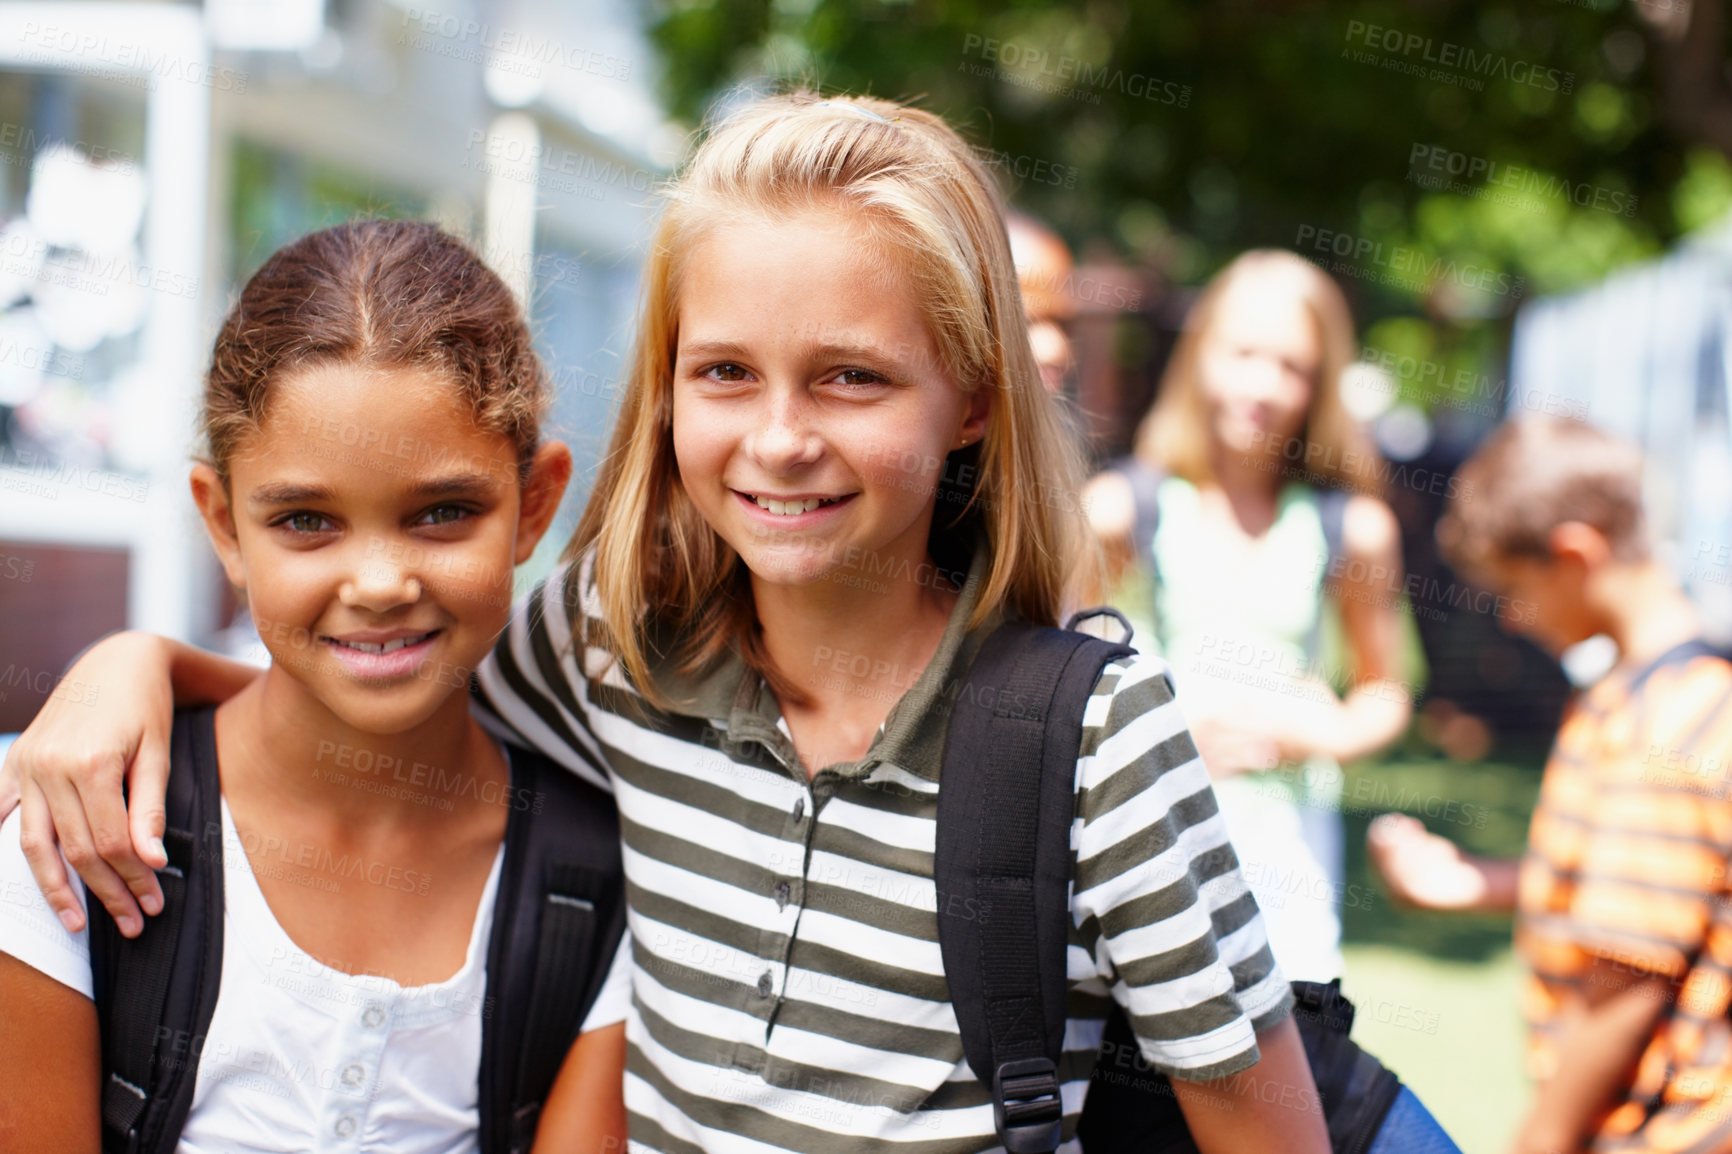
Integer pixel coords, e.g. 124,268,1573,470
334,1114,358,1138
774,880,791,910
757,970,774,998
341,1062,366,1087
362,1004,386,1029
792,796,804,822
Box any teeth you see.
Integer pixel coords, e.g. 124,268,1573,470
752,495,833,516
338,632,430,654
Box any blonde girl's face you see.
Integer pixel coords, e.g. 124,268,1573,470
671,208,990,588
193,365,563,735
1196,277,1322,462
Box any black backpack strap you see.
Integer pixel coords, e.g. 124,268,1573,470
1109,456,1166,572
88,707,225,1154
936,620,1134,1154
941,620,1415,1154
1305,486,1354,660
1316,485,1351,580
479,745,626,1154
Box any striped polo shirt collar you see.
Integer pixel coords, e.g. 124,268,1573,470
650,536,999,783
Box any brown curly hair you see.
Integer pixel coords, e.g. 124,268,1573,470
201,219,547,480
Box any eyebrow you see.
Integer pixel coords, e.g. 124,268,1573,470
677,340,754,361
247,473,504,507
678,339,914,366
405,473,504,499
248,482,334,506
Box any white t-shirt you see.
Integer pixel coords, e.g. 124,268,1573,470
0,799,631,1153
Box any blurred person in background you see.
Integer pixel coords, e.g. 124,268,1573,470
1006,210,1077,397
1083,250,1413,981
1371,416,1732,1154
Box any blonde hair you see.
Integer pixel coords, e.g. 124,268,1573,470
567,92,1097,705
1134,249,1378,494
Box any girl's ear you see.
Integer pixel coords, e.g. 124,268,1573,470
957,383,993,448
514,441,574,565
189,464,247,590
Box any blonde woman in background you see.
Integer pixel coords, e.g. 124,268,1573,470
1085,250,1413,981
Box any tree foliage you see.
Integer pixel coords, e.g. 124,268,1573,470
647,0,1730,409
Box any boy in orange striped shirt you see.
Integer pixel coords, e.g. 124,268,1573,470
1371,416,1732,1154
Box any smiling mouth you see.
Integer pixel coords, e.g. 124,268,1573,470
323,631,439,654
740,492,851,517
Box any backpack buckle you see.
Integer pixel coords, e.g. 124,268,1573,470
992,1057,1063,1153
102,1071,148,1154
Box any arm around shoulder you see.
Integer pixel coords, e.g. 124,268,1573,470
3,630,258,937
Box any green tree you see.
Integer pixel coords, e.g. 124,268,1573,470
646,0,1732,415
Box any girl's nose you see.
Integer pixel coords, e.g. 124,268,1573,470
1238,354,1286,400
745,390,823,473
340,553,424,612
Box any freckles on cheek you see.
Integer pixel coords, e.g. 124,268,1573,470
670,435,701,495
671,418,725,489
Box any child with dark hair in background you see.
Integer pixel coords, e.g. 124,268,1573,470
1371,415,1732,1154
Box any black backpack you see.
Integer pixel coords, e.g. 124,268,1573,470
86,706,627,1154
936,618,1403,1154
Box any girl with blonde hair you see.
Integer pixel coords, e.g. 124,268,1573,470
1086,249,1413,982
4,96,1329,1151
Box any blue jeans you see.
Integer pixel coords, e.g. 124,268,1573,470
1366,1086,1463,1154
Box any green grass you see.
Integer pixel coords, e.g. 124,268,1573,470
1340,944,1527,1153
1335,748,1548,1150
1340,749,1543,959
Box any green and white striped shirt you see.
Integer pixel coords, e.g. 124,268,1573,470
476,542,1292,1152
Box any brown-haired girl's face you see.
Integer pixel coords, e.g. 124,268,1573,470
670,208,989,588
193,364,565,735
1197,277,1321,463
